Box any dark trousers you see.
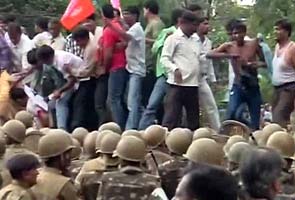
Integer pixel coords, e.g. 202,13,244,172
94,74,109,126
162,84,199,131
71,78,98,131
227,84,262,130
272,82,295,128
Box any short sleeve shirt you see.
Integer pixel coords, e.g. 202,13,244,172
126,22,146,76
102,20,126,72
53,50,83,78
145,18,165,68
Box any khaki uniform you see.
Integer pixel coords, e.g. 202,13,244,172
158,156,188,199
3,144,35,163
32,167,78,200
1,145,35,188
145,150,172,176
0,181,37,200
69,159,85,180
97,166,161,200
82,166,118,200
75,157,105,187
280,170,295,195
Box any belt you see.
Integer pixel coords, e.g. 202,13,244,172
274,81,295,89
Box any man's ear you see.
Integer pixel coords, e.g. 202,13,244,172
272,179,282,194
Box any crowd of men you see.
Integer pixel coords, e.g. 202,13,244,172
0,0,293,133
0,0,295,199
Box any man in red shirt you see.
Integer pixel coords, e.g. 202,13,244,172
99,4,128,130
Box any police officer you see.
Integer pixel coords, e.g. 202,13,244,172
75,130,114,190
79,131,121,200
259,123,283,146
98,122,122,134
97,136,161,200
226,142,251,177
83,131,99,160
142,125,172,175
266,131,295,195
72,127,89,146
32,129,79,200
14,111,34,129
68,137,83,180
0,154,40,200
0,137,9,189
2,120,34,162
223,135,247,156
193,127,215,140
159,128,192,199
184,138,224,166
23,128,44,154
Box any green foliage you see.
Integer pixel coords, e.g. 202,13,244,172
0,0,68,15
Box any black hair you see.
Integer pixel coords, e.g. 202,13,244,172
232,22,247,33
124,6,140,22
275,19,292,37
0,16,4,22
102,4,115,19
36,45,54,62
181,11,198,23
225,19,242,32
183,163,238,200
197,16,209,25
86,13,96,21
7,22,21,34
6,154,40,180
10,87,27,101
49,18,60,25
143,0,159,15
27,49,38,65
187,4,202,12
240,148,283,199
3,15,16,24
114,8,121,17
72,26,89,40
171,8,184,26
35,17,49,31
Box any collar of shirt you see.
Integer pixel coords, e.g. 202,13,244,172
52,33,64,41
43,166,62,175
175,28,199,40
12,180,31,189
119,166,143,174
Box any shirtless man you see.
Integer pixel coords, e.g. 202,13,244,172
272,19,295,128
208,22,265,130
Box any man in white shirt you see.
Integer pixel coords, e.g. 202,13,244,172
71,26,98,130
48,19,66,50
33,17,52,47
197,17,220,131
161,11,201,131
36,45,82,131
7,22,35,71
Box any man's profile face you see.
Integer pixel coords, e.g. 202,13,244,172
274,25,288,41
198,19,210,35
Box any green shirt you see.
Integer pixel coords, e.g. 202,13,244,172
145,18,165,71
151,26,177,77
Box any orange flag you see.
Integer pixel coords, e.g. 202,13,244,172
60,0,95,30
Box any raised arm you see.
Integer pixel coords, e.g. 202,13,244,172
207,43,238,59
